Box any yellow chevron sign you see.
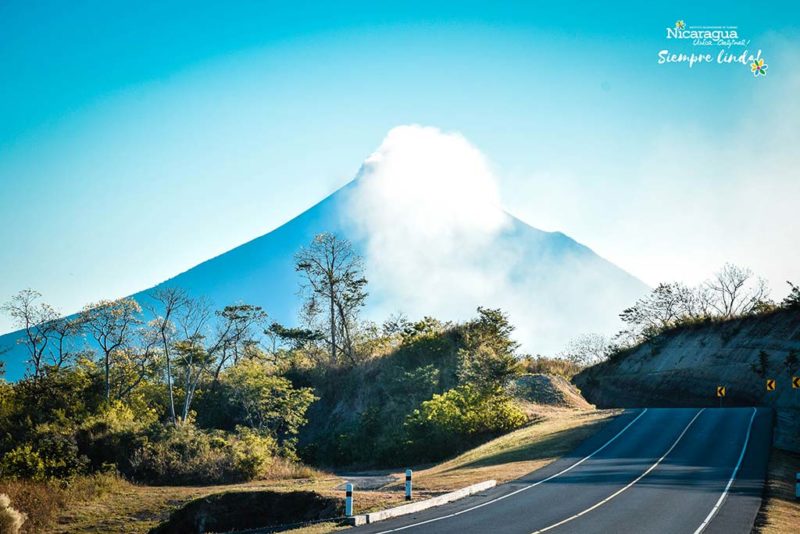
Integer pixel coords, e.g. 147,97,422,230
792,376,799,389
766,379,776,391
716,386,726,397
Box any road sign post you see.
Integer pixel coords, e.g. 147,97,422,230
405,468,413,501
792,376,799,389
796,473,800,500
716,386,726,407
766,379,776,392
345,482,354,516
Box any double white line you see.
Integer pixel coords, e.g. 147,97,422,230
531,408,705,533
375,408,649,534
376,407,757,534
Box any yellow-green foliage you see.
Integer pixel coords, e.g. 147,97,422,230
0,445,44,482
222,360,317,446
409,385,526,435
0,425,87,482
405,385,526,461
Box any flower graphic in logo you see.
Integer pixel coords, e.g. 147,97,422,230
751,58,768,77
675,20,686,29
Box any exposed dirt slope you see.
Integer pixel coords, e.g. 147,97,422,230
511,373,594,410
574,308,800,452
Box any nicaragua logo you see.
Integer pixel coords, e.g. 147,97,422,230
666,21,739,42
658,19,768,77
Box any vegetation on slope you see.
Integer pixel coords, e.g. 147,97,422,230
0,232,565,532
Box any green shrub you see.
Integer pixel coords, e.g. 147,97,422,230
76,401,153,473
0,427,87,481
404,385,526,462
129,423,278,484
0,445,45,481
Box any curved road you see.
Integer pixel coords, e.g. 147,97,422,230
351,408,772,534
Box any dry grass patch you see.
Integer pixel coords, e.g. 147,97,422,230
411,408,618,490
754,448,800,533
367,408,618,492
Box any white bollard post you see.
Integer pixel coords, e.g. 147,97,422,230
405,468,413,501
796,473,799,500
345,482,354,516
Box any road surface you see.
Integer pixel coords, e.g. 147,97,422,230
351,407,772,534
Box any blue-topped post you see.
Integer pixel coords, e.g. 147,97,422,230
345,482,354,516
405,468,413,501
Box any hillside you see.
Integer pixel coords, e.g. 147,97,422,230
574,308,800,452
0,178,647,381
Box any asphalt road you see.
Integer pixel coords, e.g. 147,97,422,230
351,407,772,534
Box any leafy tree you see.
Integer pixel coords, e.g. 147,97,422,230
208,304,268,383
266,322,324,352
174,339,213,422
295,233,367,365
751,350,770,377
458,308,521,393
619,282,699,339
784,349,799,374
80,298,142,401
221,360,316,454
782,281,800,309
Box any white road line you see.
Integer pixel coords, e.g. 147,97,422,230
373,408,649,534
693,407,758,534
530,408,706,533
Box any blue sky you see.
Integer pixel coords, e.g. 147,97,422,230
1,1,798,332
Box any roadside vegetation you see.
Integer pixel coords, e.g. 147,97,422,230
0,232,582,533
754,448,800,533
559,263,799,367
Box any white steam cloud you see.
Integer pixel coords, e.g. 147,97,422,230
343,125,646,354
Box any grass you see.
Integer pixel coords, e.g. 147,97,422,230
17,407,617,533
405,407,617,491
0,471,125,534
754,448,800,533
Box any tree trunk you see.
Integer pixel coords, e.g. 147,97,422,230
329,285,337,365
162,330,177,425
104,352,111,401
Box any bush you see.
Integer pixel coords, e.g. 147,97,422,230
0,445,44,482
405,385,526,461
0,494,26,534
76,401,154,473
0,426,87,482
129,423,278,484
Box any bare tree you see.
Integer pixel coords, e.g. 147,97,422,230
1,289,59,378
80,298,142,401
295,233,367,365
208,304,267,384
46,316,84,371
114,328,159,399
558,333,613,366
146,287,191,424
704,263,770,318
175,297,213,422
